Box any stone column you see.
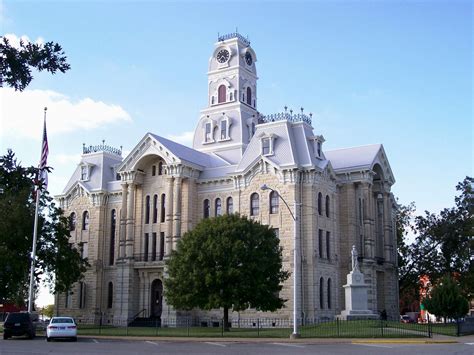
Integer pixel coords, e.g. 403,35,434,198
172,177,182,250
165,177,174,257
383,192,393,263
119,183,128,259
125,183,135,259
362,183,373,259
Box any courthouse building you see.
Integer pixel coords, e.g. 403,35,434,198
56,33,399,324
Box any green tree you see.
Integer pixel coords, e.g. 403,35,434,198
42,304,54,319
0,36,71,91
423,275,469,321
0,150,88,305
165,214,290,330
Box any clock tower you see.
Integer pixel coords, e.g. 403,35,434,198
193,33,259,164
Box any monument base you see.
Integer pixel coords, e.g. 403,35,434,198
337,310,379,320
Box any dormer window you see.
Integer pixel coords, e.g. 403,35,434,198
80,164,90,181
317,142,321,157
260,133,276,156
311,135,326,159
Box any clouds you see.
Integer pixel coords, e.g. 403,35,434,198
167,131,194,147
3,33,44,47
1,88,132,140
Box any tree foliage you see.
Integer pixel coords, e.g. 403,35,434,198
0,150,88,305
423,275,469,321
165,214,290,329
0,36,71,91
42,304,54,319
397,177,473,312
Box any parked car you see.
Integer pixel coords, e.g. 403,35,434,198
46,317,77,342
3,312,36,339
400,315,415,323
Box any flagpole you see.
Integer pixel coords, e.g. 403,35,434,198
27,107,48,313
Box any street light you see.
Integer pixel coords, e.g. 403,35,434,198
261,183,300,338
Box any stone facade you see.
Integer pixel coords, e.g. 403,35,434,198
55,33,399,325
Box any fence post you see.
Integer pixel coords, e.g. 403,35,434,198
257,318,260,337
380,318,384,337
456,318,460,337
187,318,190,337
336,318,340,337
126,319,129,336
428,317,432,338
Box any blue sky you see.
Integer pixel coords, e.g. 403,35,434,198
1,1,472,304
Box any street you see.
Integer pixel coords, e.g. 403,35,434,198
0,336,473,355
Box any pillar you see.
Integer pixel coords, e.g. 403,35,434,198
165,177,174,257
125,183,135,258
172,177,182,250
119,183,128,259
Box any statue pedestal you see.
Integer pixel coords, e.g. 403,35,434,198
337,270,378,320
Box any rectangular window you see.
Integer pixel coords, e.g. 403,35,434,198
79,282,86,309
144,233,149,262
151,232,157,261
318,229,323,258
159,232,165,261
326,231,330,260
272,228,279,239
262,138,270,155
80,166,88,180
205,123,212,142
220,120,227,140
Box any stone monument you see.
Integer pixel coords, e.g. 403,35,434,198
337,245,378,320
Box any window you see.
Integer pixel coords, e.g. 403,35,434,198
272,228,280,239
152,165,156,176
79,282,86,309
203,199,210,218
326,231,330,260
319,277,324,309
82,211,89,230
160,194,166,223
151,232,157,261
246,87,252,105
109,209,116,265
69,212,76,231
205,122,212,142
215,198,222,216
318,229,324,258
153,195,158,223
262,138,271,155
229,92,233,101
250,193,259,216
226,197,233,214
159,232,165,261
270,191,279,214
317,192,323,216
220,120,227,140
144,233,149,262
107,282,113,309
145,195,150,224
79,242,88,259
251,122,256,136
218,84,226,103
317,141,322,157
80,165,88,180
326,195,330,218
158,162,163,175
65,290,72,309
211,96,215,105
327,278,332,309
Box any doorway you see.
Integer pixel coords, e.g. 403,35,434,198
150,279,163,319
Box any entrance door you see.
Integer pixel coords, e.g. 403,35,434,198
150,279,163,319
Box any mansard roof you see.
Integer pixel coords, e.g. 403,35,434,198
61,151,122,195
325,144,395,184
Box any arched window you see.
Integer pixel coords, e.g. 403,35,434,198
250,193,259,216
270,191,279,214
153,194,158,223
226,197,233,214
152,165,156,176
327,278,332,309
326,195,330,218
317,192,323,216
319,277,324,309
246,87,252,105
158,162,163,175
145,195,150,224
79,282,86,309
326,231,330,260
218,85,226,103
160,194,166,223
69,212,76,231
109,209,116,265
82,211,89,230
107,282,113,309
203,199,210,218
215,198,222,216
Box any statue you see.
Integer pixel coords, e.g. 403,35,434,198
351,245,359,271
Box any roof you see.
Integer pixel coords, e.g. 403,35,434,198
324,144,382,171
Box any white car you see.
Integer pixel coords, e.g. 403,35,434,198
46,317,77,342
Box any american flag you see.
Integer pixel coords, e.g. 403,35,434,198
39,107,49,190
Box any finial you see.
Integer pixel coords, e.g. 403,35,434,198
222,112,225,115
284,105,288,112
102,139,105,145
309,112,313,118
290,109,293,115
301,107,304,113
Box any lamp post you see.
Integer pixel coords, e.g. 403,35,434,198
261,184,300,338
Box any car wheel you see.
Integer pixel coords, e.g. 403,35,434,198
46,337,51,342
72,337,77,342
3,333,9,340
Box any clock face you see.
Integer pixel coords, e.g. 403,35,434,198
217,49,230,63
245,52,253,66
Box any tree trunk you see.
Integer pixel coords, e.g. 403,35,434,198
223,306,229,332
